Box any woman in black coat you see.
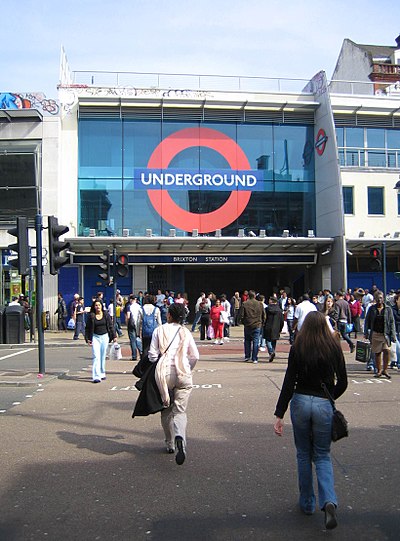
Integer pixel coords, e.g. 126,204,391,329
263,296,284,362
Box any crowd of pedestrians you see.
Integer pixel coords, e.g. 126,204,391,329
49,282,400,531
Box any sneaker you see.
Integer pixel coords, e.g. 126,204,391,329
244,358,251,362
214,339,219,345
175,436,186,465
219,340,224,345
324,502,337,530
260,347,266,352
350,344,355,354
253,360,258,364
269,352,276,362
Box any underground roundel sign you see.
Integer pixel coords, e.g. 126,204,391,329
146,127,252,233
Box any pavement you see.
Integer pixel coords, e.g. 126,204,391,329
1,327,400,540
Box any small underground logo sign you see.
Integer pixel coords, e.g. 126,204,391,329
145,127,253,233
315,128,328,156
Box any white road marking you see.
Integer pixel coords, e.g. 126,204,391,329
0,349,35,361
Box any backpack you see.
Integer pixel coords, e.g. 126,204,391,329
142,307,158,337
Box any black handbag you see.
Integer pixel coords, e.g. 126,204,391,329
321,383,349,442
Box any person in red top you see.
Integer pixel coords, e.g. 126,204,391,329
210,298,224,345
241,290,249,303
348,293,362,338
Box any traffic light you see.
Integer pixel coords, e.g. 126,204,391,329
7,217,30,275
369,246,382,271
48,216,70,275
98,249,111,283
116,253,129,277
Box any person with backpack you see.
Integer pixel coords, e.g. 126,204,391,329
140,294,162,358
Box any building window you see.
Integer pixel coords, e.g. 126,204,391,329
367,187,384,215
342,186,354,214
335,126,400,168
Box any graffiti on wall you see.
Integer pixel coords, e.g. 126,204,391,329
0,92,59,115
58,85,213,114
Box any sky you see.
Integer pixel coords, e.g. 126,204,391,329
2,0,400,98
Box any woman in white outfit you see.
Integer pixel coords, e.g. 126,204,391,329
148,303,199,465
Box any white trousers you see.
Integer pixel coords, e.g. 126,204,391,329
92,333,109,381
161,368,193,449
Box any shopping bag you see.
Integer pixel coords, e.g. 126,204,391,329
355,340,370,362
207,325,214,339
67,318,75,330
110,342,122,360
346,323,353,334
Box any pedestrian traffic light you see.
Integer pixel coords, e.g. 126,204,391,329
48,216,70,275
116,253,129,277
7,217,30,275
98,249,111,283
369,246,382,271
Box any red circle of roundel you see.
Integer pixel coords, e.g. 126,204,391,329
315,128,327,156
147,127,252,233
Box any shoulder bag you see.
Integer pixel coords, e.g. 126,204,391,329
321,382,349,442
134,326,181,385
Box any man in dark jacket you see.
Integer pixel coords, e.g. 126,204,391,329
239,290,265,363
364,290,396,378
264,296,284,362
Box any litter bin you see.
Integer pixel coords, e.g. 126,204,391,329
0,305,5,344
5,304,25,344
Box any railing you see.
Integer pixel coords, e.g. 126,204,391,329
71,71,313,94
69,70,400,98
338,147,400,168
372,63,400,75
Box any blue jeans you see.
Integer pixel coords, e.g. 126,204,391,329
244,327,261,361
266,339,277,355
290,393,337,513
73,319,85,340
191,311,201,332
128,326,138,360
338,321,354,350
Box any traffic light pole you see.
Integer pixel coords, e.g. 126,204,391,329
35,214,45,374
382,242,387,295
112,246,118,335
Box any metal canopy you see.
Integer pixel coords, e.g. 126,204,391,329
0,109,43,121
66,235,333,256
346,237,400,255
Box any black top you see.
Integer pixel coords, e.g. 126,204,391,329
85,311,116,343
274,344,348,419
373,309,385,334
93,315,107,335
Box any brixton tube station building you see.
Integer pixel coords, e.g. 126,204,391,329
1,36,400,322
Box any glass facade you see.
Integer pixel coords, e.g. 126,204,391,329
0,141,40,222
336,127,400,168
78,118,315,237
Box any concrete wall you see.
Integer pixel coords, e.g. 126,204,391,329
342,170,400,238
330,40,373,94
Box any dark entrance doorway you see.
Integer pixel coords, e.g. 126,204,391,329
184,265,303,321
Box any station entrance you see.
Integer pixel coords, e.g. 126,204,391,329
182,265,306,320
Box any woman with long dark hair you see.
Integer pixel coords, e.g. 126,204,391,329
274,311,348,530
85,299,117,383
